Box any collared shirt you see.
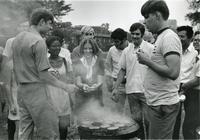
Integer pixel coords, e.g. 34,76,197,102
191,55,200,90
180,44,198,83
12,28,50,83
119,40,154,94
105,46,123,78
144,29,182,106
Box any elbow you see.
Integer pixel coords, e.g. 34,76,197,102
168,73,179,80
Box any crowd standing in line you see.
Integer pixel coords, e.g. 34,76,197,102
0,0,199,140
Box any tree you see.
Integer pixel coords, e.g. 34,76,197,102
186,0,200,26
17,0,73,21
101,23,110,30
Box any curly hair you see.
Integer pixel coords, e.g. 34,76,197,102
46,36,62,49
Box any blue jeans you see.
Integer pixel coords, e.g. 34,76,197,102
148,102,180,139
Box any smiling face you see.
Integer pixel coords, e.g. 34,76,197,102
83,42,93,58
130,29,143,46
48,40,61,58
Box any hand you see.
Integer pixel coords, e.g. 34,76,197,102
82,84,91,93
10,104,17,116
136,49,150,65
106,76,113,92
89,84,99,91
65,84,79,93
111,88,119,102
181,83,190,91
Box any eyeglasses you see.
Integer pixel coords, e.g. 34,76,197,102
84,33,94,36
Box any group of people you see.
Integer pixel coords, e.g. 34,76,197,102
0,0,199,140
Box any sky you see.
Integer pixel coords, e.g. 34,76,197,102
62,0,191,31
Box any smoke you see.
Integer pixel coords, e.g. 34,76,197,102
77,98,132,124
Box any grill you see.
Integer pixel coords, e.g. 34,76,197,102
78,120,140,139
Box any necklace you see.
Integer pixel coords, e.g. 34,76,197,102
49,57,63,68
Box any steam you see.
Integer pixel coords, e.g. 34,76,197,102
77,98,132,124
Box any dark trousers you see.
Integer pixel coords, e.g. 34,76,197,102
127,93,148,139
173,102,182,139
173,83,183,139
183,89,200,139
7,119,16,140
148,102,180,139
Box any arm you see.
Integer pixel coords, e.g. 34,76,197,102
113,68,126,91
1,56,16,114
137,51,180,80
182,77,200,90
111,68,126,102
75,76,90,92
39,70,75,92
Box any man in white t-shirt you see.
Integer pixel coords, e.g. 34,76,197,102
112,22,153,139
138,0,182,139
105,28,128,113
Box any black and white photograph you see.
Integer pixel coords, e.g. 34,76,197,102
0,0,199,139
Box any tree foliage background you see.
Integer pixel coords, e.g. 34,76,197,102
0,0,73,46
186,0,200,26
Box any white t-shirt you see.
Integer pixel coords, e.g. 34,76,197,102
119,40,154,94
105,46,123,78
144,29,182,106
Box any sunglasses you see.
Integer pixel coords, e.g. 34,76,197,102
84,33,94,36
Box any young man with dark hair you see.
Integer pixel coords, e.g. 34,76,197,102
173,26,198,139
138,0,182,139
112,23,153,139
105,28,128,113
12,8,76,139
181,30,200,139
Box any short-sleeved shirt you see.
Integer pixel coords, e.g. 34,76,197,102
144,29,182,106
105,46,123,78
180,44,198,83
119,41,154,94
191,55,200,90
12,28,50,83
